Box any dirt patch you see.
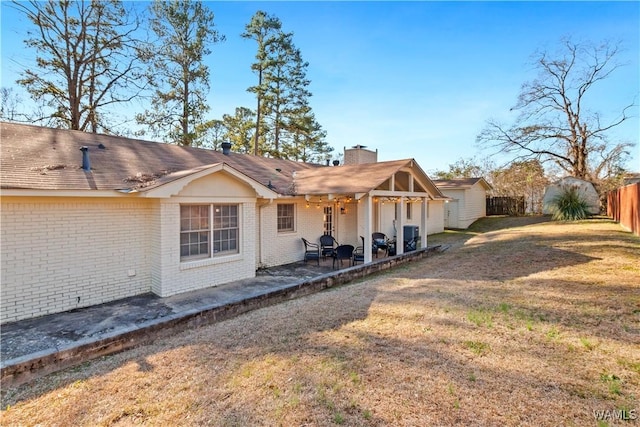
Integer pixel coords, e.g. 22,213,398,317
2,217,639,426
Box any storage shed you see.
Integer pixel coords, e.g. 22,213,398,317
433,178,492,229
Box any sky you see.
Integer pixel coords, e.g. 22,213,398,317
1,1,639,174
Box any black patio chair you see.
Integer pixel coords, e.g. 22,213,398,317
332,244,354,269
319,234,339,259
301,238,320,265
372,232,389,257
352,236,365,266
405,236,419,252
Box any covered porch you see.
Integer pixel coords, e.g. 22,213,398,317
293,159,449,264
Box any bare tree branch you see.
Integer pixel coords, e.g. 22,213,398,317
478,38,637,183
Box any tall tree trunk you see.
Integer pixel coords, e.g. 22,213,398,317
254,67,262,156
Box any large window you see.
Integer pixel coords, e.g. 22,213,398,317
180,204,238,261
277,204,295,232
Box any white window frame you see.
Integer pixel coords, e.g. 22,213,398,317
180,204,239,262
277,203,295,232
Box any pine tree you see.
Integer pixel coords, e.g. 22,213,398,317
137,0,224,146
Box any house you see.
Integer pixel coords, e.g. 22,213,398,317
433,178,492,229
542,176,600,215
0,122,448,323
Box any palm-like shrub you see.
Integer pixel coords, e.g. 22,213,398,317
550,186,590,221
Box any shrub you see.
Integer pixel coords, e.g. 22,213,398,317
550,186,590,221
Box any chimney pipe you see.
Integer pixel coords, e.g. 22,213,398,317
80,146,91,171
221,141,232,155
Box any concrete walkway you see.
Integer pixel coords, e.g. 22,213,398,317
1,247,441,386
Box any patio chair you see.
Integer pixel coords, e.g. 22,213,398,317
405,236,419,252
319,234,339,260
352,236,365,266
332,244,354,269
301,238,320,265
372,232,389,257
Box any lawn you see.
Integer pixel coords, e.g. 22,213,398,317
2,217,639,426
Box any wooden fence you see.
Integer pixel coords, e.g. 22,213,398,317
607,182,640,236
486,196,525,216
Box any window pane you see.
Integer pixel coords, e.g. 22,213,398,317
180,205,211,260
277,204,294,232
209,204,239,255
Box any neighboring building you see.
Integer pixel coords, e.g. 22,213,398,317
433,178,493,229
622,173,640,186
0,122,448,323
542,176,600,215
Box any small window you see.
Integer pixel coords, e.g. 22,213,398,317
180,205,210,260
213,204,238,255
407,202,412,220
277,204,295,232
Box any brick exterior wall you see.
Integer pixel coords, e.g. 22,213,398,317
151,199,257,297
259,199,325,268
1,197,153,324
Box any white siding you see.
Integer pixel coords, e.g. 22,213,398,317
458,184,487,229
440,184,488,229
1,197,153,324
427,200,445,235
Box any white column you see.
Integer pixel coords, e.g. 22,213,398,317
396,197,405,255
421,197,428,250
363,195,373,263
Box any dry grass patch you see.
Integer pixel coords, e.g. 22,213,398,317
2,217,639,426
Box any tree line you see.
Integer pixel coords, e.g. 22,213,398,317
1,0,333,162
2,2,635,180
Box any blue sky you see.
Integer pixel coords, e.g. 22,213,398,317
2,1,639,173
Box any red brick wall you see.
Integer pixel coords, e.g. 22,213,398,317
607,183,640,236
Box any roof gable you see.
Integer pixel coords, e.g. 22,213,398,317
433,177,492,191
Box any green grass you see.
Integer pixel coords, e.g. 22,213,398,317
464,341,490,356
600,373,622,396
467,309,493,328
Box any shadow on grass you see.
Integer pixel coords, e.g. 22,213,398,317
3,215,637,425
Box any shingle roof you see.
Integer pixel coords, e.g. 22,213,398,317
292,159,413,194
1,122,446,199
0,122,319,194
433,177,492,190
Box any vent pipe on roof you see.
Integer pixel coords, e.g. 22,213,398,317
80,146,91,171
221,141,232,155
